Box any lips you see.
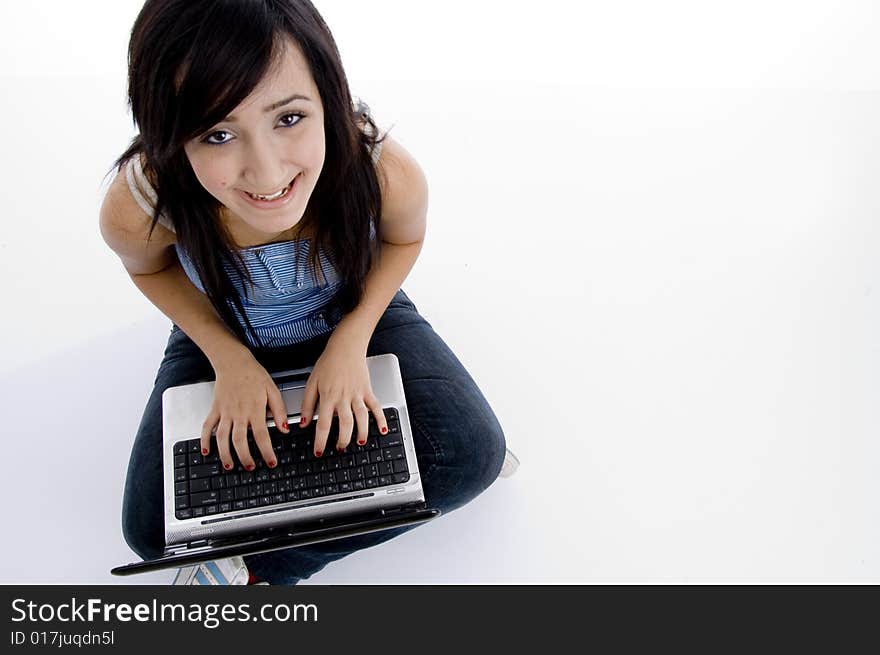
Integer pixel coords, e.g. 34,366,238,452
237,173,301,209
244,177,295,200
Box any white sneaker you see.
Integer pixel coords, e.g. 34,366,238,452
172,557,250,585
498,448,520,478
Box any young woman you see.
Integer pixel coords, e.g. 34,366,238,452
100,0,511,585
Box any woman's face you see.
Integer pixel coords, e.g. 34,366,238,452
183,37,325,246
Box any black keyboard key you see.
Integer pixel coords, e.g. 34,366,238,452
174,455,187,468
205,505,218,515
392,472,410,484
175,482,189,496
365,477,378,488
219,502,231,513
369,450,384,463
234,486,250,501
189,478,211,493
379,462,394,476
381,433,403,448
321,472,336,485
383,446,405,460
174,496,189,510
191,490,220,506
211,476,226,490
188,440,201,453
176,509,192,520
175,469,187,482
353,480,365,490
286,491,300,502
220,489,234,502
174,442,187,455
192,507,205,517
233,500,245,510
246,498,258,509
339,482,352,493
188,453,203,466
190,463,221,479
392,459,408,474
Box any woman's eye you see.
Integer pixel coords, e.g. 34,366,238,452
204,130,231,145
279,112,304,127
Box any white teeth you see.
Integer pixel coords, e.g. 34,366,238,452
247,179,292,201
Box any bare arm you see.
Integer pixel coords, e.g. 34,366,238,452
99,165,251,370
99,164,290,469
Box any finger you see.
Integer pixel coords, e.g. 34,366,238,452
299,376,317,429
365,392,389,439
200,409,219,456
336,403,356,452
252,416,277,469
231,419,255,471
214,416,233,468
267,384,290,435
313,398,335,458
216,418,235,471
350,400,369,448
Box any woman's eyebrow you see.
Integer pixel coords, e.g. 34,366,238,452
223,93,311,122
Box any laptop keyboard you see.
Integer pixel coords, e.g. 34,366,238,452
172,407,410,520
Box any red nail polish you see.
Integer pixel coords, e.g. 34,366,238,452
269,460,277,468
315,450,322,458
224,463,231,470
358,440,366,446
381,426,388,434
202,448,208,455
246,464,255,471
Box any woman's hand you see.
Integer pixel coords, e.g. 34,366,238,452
299,334,389,457
200,349,291,471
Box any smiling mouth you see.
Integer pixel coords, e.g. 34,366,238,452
243,176,297,201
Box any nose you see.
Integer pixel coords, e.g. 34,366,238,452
241,137,288,193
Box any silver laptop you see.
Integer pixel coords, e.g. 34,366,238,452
113,353,439,575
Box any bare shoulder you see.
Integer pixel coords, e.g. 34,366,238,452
99,157,178,275
372,133,429,245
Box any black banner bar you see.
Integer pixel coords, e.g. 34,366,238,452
2,586,878,651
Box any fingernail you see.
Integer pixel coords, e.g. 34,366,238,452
224,463,231,470
315,450,322,458
381,426,388,434
337,447,345,453
358,439,366,446
246,464,255,471
269,460,277,468
300,417,307,425
202,448,208,455
282,422,289,431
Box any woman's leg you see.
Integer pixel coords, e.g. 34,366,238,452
244,289,507,584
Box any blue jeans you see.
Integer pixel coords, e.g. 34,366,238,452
121,289,507,584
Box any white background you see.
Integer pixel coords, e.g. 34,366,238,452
0,0,877,583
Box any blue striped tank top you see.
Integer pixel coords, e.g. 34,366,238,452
125,108,387,348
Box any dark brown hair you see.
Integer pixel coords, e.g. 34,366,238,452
108,0,385,348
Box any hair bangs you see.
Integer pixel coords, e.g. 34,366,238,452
173,3,278,147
